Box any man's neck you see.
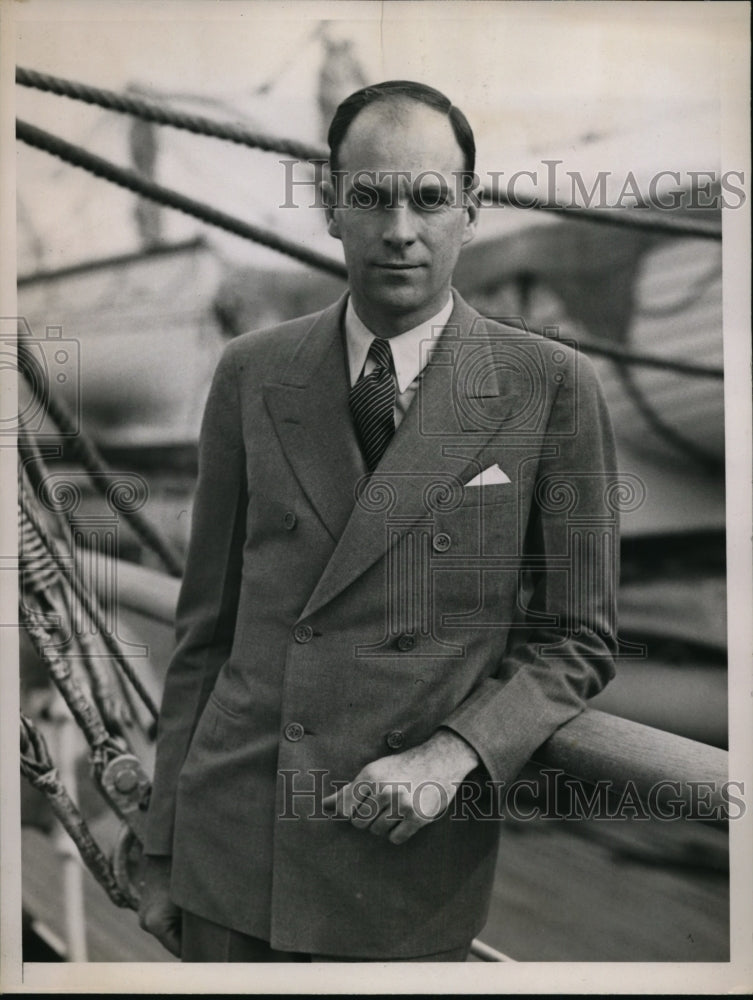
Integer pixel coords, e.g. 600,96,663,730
348,290,453,339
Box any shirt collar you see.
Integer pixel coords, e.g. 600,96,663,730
344,293,454,392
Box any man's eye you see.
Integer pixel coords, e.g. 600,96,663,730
347,185,379,209
347,188,391,209
412,185,450,210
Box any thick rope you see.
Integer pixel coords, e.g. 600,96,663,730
17,339,180,580
19,599,117,753
20,714,135,909
18,432,75,547
17,118,348,279
19,472,160,721
481,187,722,240
17,66,326,162
19,438,141,736
554,332,723,379
19,491,59,594
17,66,721,240
16,120,724,379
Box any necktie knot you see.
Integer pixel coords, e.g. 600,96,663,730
368,337,393,373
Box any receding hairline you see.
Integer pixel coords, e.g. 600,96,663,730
328,81,476,175
332,96,468,170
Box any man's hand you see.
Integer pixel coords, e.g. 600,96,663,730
321,728,479,845
137,855,182,957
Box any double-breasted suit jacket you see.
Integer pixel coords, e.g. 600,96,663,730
144,290,619,958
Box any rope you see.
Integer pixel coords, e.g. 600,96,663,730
19,495,59,594
111,824,143,904
481,188,721,240
20,714,135,909
18,432,74,547
19,599,117,753
17,66,721,241
18,496,135,739
16,119,724,380
17,118,348,279
546,332,723,379
17,338,185,579
19,472,160,721
19,440,142,737
17,66,326,162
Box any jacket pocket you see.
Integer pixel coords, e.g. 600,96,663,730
208,689,244,721
456,483,512,508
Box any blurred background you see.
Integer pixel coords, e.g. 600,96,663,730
13,0,738,965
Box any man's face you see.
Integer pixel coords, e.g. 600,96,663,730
325,100,479,336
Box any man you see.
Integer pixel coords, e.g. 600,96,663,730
139,81,618,962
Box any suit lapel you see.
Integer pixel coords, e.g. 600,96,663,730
299,292,529,620
263,295,367,543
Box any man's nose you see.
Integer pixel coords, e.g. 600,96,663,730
382,204,417,247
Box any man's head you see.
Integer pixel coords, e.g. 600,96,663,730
323,81,480,337
328,81,476,176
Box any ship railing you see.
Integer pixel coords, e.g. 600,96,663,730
112,558,729,962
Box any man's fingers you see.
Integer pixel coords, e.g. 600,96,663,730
368,808,402,837
140,915,182,957
322,785,356,818
349,781,383,828
321,790,340,814
165,926,182,958
387,815,425,846
155,922,182,958
139,892,183,958
322,773,442,841
323,780,378,822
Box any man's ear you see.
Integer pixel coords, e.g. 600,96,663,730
461,197,480,247
321,179,341,240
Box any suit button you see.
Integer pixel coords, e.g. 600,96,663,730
396,633,416,652
386,730,405,750
432,532,452,553
283,511,297,530
293,624,313,643
284,722,304,742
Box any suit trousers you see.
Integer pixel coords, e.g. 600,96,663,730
181,909,471,962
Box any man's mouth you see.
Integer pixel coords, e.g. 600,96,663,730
374,262,423,270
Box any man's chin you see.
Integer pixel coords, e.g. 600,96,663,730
367,285,429,316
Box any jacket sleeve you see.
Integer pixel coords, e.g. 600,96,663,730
143,342,247,855
440,350,620,787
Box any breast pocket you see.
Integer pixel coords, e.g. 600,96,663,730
457,483,512,508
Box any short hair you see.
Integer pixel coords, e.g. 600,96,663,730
327,80,475,175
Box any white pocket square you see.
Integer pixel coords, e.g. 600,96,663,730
465,464,511,487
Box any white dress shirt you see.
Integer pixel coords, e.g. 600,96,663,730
344,294,454,429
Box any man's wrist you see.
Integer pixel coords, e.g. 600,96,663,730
430,726,480,779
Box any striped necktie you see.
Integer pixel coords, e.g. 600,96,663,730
349,338,396,472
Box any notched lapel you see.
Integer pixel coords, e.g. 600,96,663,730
300,294,533,620
263,297,366,543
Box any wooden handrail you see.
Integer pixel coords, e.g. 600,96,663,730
534,707,728,815
108,558,730,813
103,557,730,962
